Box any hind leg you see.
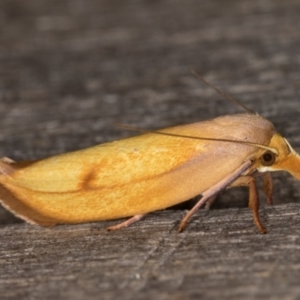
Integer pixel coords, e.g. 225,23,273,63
106,214,146,231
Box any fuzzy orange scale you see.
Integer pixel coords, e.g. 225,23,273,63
261,133,300,180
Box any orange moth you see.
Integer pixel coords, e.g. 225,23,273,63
0,76,299,233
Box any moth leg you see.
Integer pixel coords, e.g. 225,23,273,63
204,195,217,209
229,176,267,234
178,160,253,232
262,172,273,205
0,157,16,164
106,214,146,231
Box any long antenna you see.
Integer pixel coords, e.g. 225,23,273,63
190,70,255,114
114,122,278,155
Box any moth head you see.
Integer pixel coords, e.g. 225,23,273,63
256,133,300,180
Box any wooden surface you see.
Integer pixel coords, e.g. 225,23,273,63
1,0,300,299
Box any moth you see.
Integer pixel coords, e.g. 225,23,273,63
0,75,299,233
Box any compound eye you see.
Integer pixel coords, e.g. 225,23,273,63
260,151,276,166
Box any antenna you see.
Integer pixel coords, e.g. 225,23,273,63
190,70,255,114
113,122,278,155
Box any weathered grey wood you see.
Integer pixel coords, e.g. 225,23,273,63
1,205,300,300
1,0,300,299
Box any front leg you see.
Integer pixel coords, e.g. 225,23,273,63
262,172,273,205
229,176,267,234
178,160,253,232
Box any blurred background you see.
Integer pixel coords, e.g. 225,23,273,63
1,0,300,223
